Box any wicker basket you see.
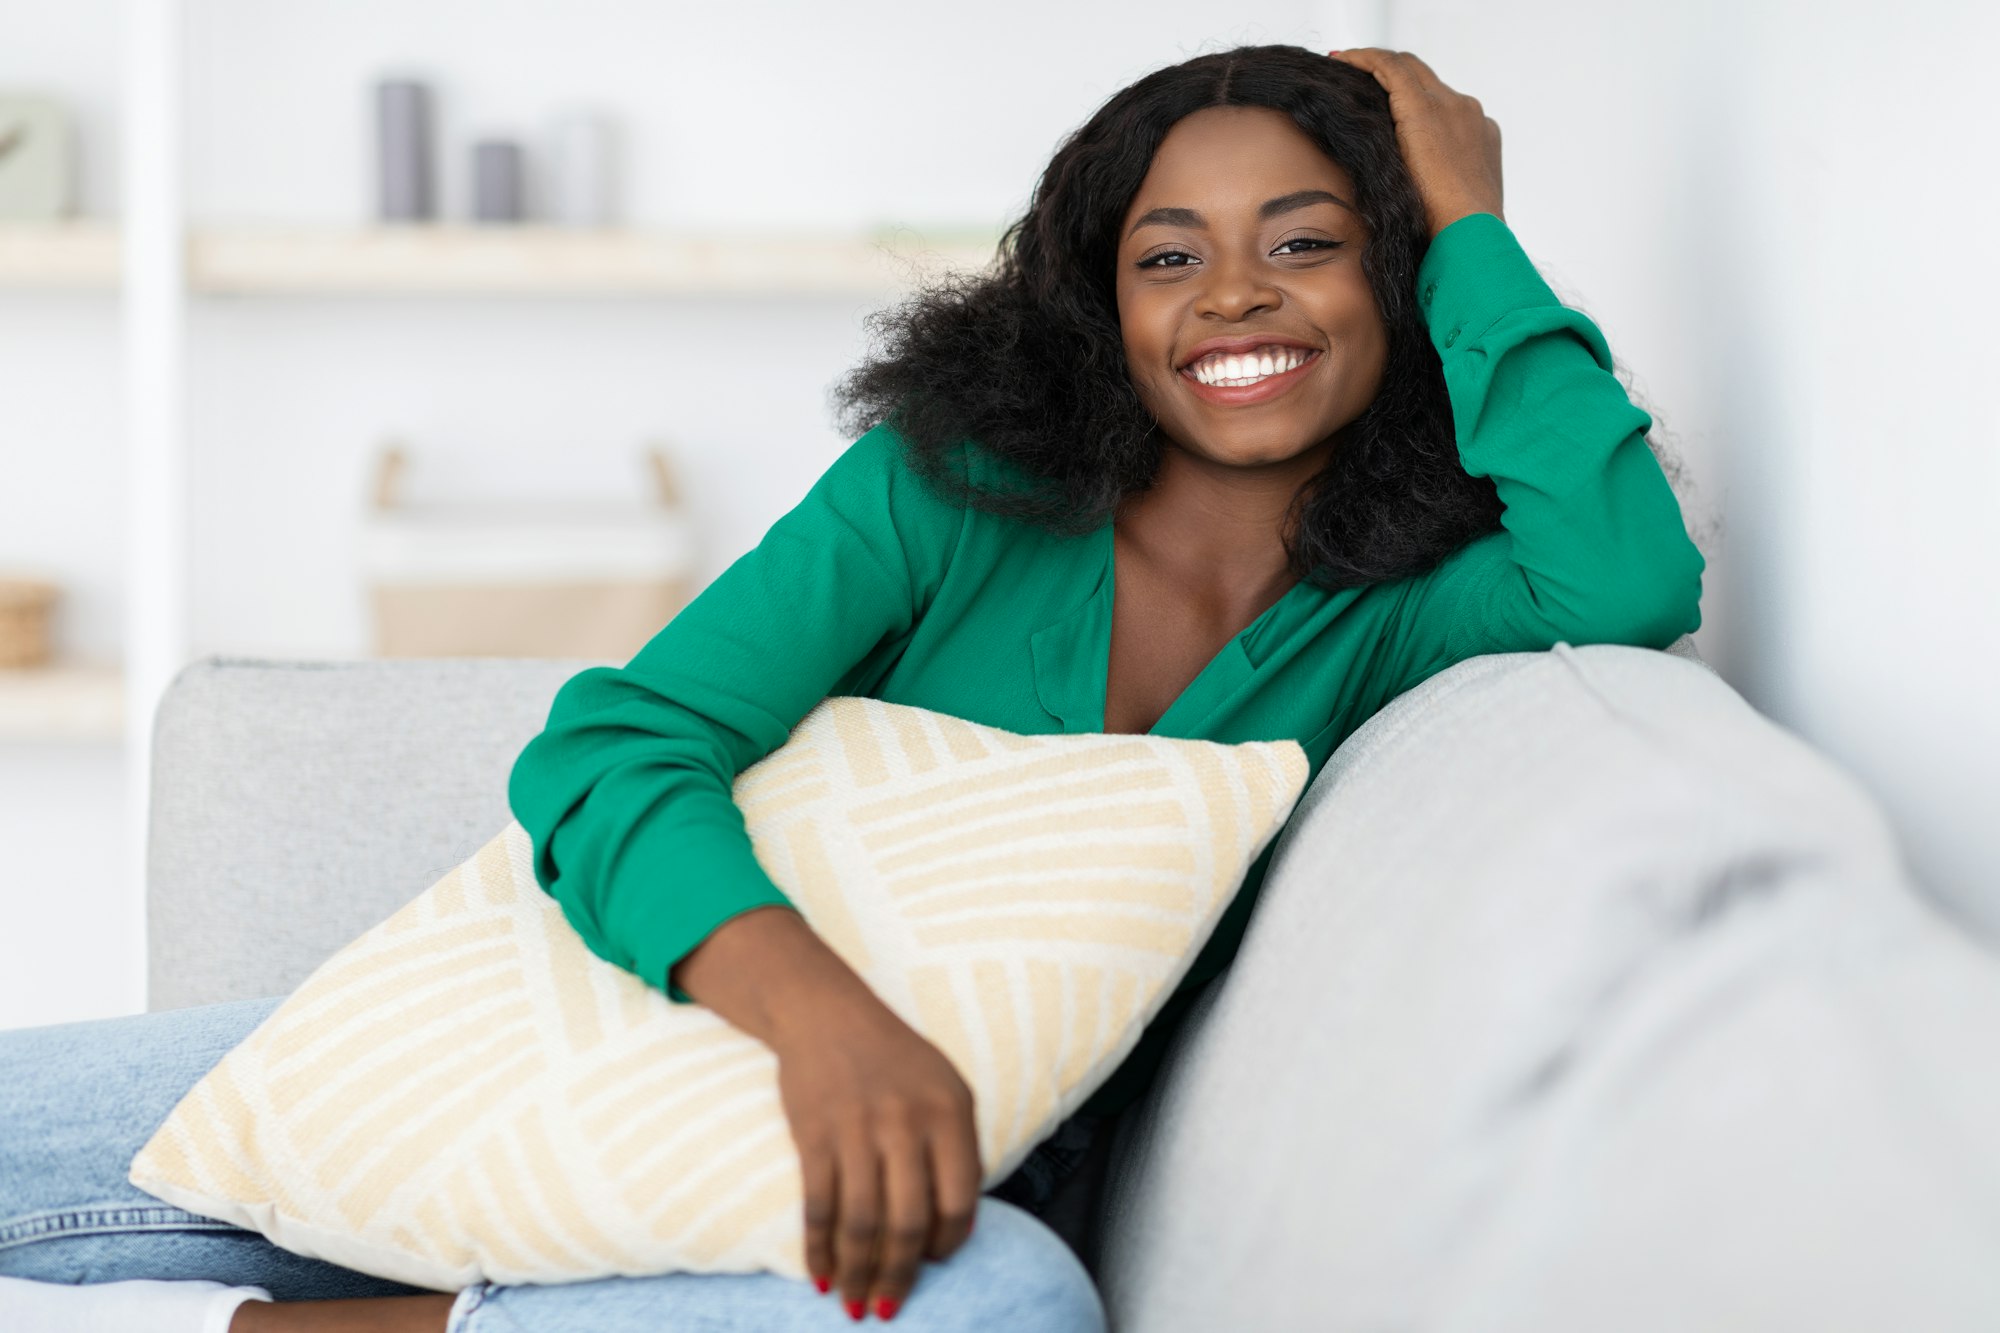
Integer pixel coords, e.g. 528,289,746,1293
361,443,697,661
0,578,59,668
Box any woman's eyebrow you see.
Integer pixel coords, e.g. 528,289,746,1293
1125,188,1352,239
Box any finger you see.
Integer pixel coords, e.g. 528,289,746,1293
1387,50,1459,97
1326,45,1380,67
834,1132,883,1319
799,1140,837,1294
923,1116,983,1261
1324,47,1409,97
1334,48,1451,102
870,1124,933,1320
1327,46,1396,69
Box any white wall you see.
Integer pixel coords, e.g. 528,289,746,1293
1705,0,2000,942
1390,0,1999,939
0,0,130,1028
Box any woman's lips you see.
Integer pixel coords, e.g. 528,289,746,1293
1178,349,1322,407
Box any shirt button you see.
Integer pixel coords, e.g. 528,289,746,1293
1421,280,1437,307
1444,327,1460,348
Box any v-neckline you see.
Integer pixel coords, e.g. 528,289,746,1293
1098,517,1309,737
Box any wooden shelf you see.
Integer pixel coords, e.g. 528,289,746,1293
187,224,1004,296
0,222,121,289
0,222,1004,296
0,662,125,742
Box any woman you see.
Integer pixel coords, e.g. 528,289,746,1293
0,43,1703,1332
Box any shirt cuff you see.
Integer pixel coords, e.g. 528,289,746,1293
1415,212,1563,357
583,805,800,1005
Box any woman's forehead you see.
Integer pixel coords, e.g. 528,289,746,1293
1125,109,1356,226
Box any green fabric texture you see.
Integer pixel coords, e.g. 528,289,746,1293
506,211,1706,1121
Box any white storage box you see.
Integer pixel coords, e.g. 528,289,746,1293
361,444,696,660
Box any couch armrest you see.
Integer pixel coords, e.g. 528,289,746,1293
1095,639,2000,1330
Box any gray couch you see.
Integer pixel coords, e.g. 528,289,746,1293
147,640,2000,1331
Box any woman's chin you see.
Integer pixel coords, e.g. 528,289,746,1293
1178,430,1326,470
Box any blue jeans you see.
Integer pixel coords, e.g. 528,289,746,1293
0,996,1111,1330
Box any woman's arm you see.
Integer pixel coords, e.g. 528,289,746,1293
506,421,969,1002
1326,49,1703,706
1365,210,1707,708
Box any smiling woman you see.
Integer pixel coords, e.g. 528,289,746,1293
830,43,1695,595
830,42,1704,747
601,35,1706,1322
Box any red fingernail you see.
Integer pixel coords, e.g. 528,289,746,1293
845,1297,865,1321
876,1296,902,1321
813,1274,831,1294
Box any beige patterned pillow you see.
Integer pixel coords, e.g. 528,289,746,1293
129,695,1308,1290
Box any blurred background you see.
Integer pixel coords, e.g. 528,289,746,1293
1,0,1993,1029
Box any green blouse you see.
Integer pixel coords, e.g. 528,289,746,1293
506,211,1706,1120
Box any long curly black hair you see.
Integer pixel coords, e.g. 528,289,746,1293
829,42,1703,591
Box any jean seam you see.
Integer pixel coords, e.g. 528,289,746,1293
0,1204,245,1252
446,1281,492,1333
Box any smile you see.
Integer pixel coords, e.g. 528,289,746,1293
1178,347,1322,406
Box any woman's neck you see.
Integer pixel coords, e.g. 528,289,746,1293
1113,436,1321,605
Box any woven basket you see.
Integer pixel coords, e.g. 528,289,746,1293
0,578,59,668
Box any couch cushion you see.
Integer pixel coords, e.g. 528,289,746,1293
148,656,605,1012
1096,641,2000,1330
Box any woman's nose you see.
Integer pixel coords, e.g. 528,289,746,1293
1194,255,1282,318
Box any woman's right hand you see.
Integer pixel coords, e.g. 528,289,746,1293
769,997,984,1322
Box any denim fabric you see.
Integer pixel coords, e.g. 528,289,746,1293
0,997,1106,1331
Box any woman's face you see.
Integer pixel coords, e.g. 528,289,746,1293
1115,105,1389,470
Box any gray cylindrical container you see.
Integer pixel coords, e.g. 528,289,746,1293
374,79,435,222
471,140,526,223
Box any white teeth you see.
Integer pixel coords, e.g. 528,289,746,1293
1187,345,1312,387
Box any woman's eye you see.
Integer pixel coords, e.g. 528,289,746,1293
1136,238,1343,269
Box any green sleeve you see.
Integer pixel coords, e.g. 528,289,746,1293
1368,211,1706,706
506,422,968,1002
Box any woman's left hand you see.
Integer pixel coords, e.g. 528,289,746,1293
1328,48,1504,239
